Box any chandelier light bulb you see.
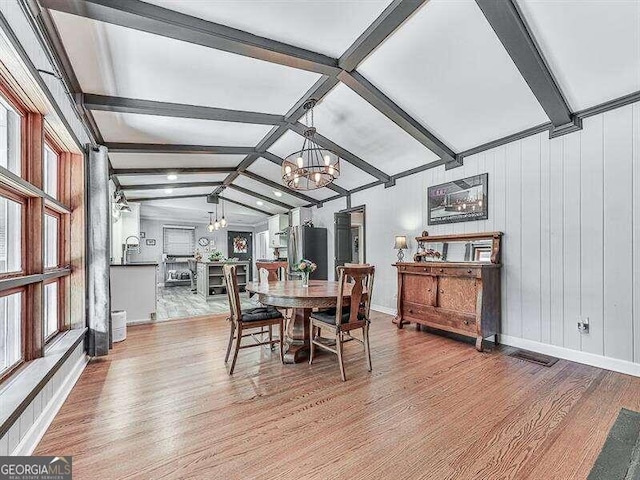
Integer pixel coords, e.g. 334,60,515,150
324,155,330,165
314,172,321,183
214,220,220,230
328,166,334,175
297,156,303,168
221,217,227,227
285,165,292,174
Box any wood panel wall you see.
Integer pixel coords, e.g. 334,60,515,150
314,102,640,366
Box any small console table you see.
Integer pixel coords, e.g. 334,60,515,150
394,232,502,351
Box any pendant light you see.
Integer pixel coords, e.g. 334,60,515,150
220,198,227,228
213,204,221,230
282,99,340,190
207,211,215,232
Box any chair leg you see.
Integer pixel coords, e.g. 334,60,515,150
279,318,285,363
336,331,346,382
364,324,372,372
309,322,315,365
229,324,242,375
269,325,274,350
225,321,235,364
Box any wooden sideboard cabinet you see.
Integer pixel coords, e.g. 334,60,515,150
394,232,502,351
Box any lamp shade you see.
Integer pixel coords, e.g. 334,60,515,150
394,235,408,250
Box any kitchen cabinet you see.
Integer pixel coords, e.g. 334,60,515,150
268,214,289,248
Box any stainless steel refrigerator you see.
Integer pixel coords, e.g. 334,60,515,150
287,226,328,280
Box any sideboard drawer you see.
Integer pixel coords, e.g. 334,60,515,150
431,266,480,278
398,264,432,274
403,302,476,335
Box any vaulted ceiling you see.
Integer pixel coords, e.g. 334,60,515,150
34,0,640,225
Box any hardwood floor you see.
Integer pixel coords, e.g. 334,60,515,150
35,312,640,479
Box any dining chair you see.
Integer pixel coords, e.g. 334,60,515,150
256,261,288,282
223,264,284,374
309,265,375,381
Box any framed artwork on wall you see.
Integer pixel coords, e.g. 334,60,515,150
146,239,156,246
427,173,488,225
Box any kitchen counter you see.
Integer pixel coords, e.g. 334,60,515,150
111,262,159,267
110,264,158,324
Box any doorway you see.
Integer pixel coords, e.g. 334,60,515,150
334,205,366,270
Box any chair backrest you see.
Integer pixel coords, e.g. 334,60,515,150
337,263,371,282
223,264,242,323
335,265,375,326
256,261,288,281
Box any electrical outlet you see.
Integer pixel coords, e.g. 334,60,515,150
577,317,590,334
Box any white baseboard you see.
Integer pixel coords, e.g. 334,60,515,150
126,317,155,326
371,304,397,317
499,335,640,378
368,305,640,377
14,353,89,455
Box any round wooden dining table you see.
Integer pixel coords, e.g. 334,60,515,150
245,279,359,364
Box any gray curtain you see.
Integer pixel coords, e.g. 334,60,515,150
86,145,110,356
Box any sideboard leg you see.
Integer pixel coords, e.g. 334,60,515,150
475,336,484,352
392,316,406,329
494,334,499,346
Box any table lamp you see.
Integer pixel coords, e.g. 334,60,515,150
394,235,408,262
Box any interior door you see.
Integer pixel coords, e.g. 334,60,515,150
334,212,352,271
227,231,253,280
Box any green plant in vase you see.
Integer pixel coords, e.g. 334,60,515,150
208,250,224,262
295,259,317,287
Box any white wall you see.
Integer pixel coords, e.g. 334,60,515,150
313,102,640,371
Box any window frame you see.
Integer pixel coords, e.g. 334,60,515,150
0,286,26,382
0,73,83,382
0,80,28,179
0,184,26,279
44,207,62,271
43,278,61,343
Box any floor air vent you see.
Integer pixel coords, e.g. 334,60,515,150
508,349,558,367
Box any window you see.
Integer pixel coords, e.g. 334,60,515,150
44,143,58,198
44,212,59,269
44,281,58,340
0,291,22,375
0,96,21,176
0,192,22,275
163,226,195,256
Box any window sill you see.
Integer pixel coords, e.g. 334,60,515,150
0,327,86,437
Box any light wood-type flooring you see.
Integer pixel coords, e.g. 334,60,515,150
156,286,254,320
35,312,640,479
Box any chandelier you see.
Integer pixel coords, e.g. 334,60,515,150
207,199,227,232
282,99,340,190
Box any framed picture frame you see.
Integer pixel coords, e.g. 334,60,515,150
145,239,156,246
427,173,488,225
